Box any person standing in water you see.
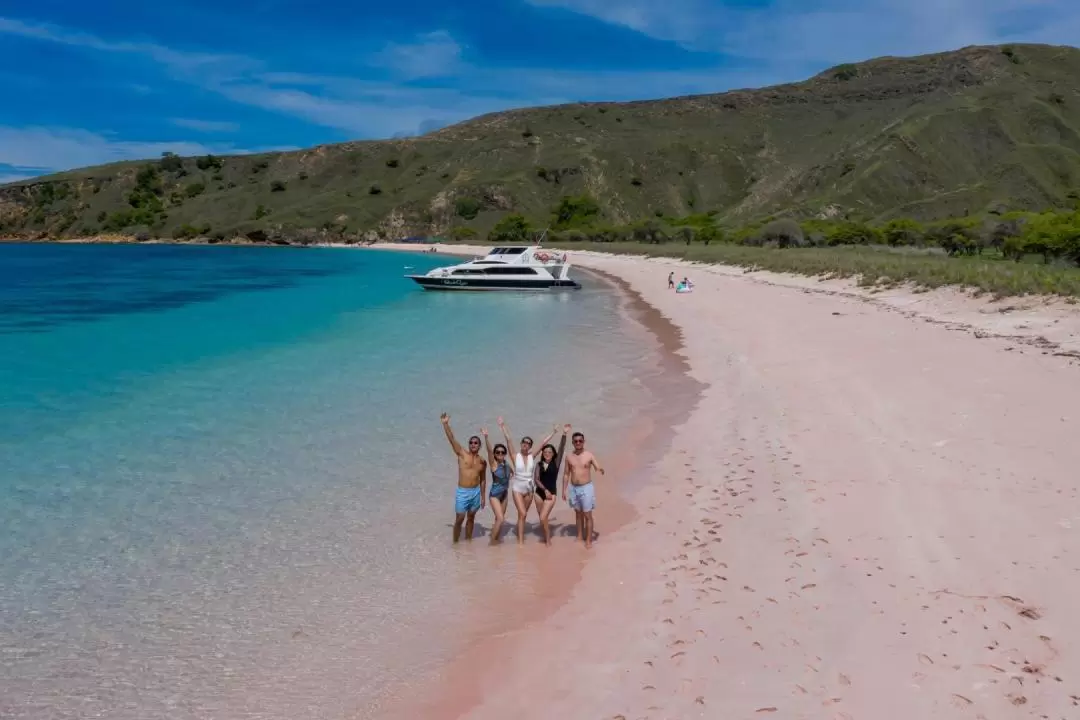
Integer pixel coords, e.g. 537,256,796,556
497,416,556,545
481,427,511,544
534,424,570,545
562,431,605,548
440,413,486,542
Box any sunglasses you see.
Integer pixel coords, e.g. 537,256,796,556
495,449,506,455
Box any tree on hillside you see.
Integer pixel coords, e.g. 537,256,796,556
552,194,600,230
196,155,224,171
489,214,532,244
926,221,978,256
455,197,481,220
826,221,880,246
1012,211,1080,264
760,218,805,248
881,218,924,247
159,152,184,173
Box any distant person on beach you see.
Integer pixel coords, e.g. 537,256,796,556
440,413,486,542
668,271,675,289
481,427,512,544
563,431,605,549
497,417,556,545
534,424,570,545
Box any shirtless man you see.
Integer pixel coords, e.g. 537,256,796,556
441,413,486,542
562,431,605,548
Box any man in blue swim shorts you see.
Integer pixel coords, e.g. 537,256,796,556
441,413,487,542
562,431,605,549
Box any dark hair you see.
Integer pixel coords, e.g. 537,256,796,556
522,436,534,445
539,443,558,462
468,435,481,445
493,443,508,454
572,432,585,441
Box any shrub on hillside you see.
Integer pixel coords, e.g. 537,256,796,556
759,218,806,248
489,214,532,244
833,63,859,81
449,226,477,241
455,197,481,220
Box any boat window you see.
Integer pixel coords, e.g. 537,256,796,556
452,269,487,275
483,267,538,275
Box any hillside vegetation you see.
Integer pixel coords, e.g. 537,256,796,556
4,43,1080,244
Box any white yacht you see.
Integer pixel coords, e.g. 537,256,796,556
406,246,581,291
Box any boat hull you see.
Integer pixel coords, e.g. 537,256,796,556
406,275,580,291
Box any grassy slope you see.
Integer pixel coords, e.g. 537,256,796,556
4,43,1080,242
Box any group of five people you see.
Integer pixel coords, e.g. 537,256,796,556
440,414,605,548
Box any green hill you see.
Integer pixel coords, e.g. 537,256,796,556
4,42,1080,243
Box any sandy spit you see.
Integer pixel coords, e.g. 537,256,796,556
375,243,1080,719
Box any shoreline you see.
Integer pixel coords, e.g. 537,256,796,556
374,242,1080,719
371,241,1080,359
367,250,703,720
11,237,1080,357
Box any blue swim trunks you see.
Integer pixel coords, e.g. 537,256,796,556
455,485,482,514
569,482,596,512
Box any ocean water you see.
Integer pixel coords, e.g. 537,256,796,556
0,243,666,719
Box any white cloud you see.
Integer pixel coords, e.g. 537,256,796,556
525,0,1080,64
171,118,241,133
0,126,292,174
0,13,788,141
8,2,1074,152
0,16,247,76
372,30,464,79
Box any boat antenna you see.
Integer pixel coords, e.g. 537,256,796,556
535,227,549,247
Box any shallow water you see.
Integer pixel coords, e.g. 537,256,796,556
0,244,665,719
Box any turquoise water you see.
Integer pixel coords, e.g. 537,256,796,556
0,244,664,719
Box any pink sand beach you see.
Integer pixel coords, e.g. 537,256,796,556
375,243,1080,719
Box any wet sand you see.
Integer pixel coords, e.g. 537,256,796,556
375,243,1080,719
369,258,702,719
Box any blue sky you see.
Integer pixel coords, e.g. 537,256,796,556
2,0,1078,183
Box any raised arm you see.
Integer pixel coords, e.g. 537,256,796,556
497,416,515,454
554,425,569,475
530,424,558,458
481,427,496,468
440,413,463,456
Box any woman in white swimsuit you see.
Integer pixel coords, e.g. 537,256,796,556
497,416,556,545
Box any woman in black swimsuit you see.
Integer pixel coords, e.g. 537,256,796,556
533,424,569,545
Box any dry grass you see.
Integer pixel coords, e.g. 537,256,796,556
542,241,1080,298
